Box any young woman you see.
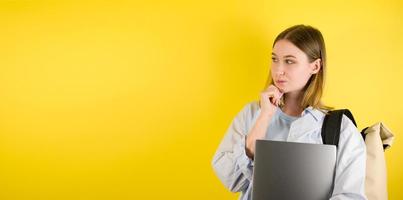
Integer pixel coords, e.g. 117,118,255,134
211,25,367,200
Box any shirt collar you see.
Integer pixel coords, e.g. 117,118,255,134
302,106,326,122
287,106,327,139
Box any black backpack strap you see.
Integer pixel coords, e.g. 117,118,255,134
361,127,368,141
321,109,357,147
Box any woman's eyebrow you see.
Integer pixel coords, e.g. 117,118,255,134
271,53,296,58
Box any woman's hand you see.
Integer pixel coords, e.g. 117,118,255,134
246,85,284,159
259,84,284,116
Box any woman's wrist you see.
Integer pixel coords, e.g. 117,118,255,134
259,110,274,121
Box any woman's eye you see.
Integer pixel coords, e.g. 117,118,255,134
271,57,278,62
285,59,295,64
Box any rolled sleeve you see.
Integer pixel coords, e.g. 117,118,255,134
212,103,254,193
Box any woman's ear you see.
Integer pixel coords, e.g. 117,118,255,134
311,58,321,74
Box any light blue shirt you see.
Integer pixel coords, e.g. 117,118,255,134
212,101,367,200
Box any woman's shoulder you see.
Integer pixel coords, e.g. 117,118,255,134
241,100,260,115
325,109,364,147
340,114,360,137
245,100,260,113
234,100,260,122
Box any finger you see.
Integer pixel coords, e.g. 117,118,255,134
266,84,276,90
276,89,284,98
272,85,284,96
264,92,274,99
266,85,277,92
269,96,274,104
271,96,277,105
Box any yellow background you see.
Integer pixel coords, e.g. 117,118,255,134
0,0,402,199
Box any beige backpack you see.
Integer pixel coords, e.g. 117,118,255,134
362,122,394,200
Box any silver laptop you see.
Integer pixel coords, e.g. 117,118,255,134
251,140,336,200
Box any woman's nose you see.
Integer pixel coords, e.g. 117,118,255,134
276,71,285,76
272,62,285,77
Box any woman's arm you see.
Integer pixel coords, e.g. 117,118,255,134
330,115,367,200
245,111,273,158
211,102,273,192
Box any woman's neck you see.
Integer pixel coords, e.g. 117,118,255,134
281,91,304,117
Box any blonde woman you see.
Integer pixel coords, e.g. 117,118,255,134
212,25,367,200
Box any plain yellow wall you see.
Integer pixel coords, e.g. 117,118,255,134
0,0,402,199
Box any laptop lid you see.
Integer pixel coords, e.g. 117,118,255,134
252,140,336,200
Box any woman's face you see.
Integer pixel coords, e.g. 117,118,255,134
271,39,320,94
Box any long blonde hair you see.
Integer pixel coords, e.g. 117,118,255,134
264,25,333,111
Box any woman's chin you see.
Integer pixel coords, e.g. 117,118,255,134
277,87,287,93
273,83,288,93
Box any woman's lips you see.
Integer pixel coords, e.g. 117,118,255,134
276,80,287,84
